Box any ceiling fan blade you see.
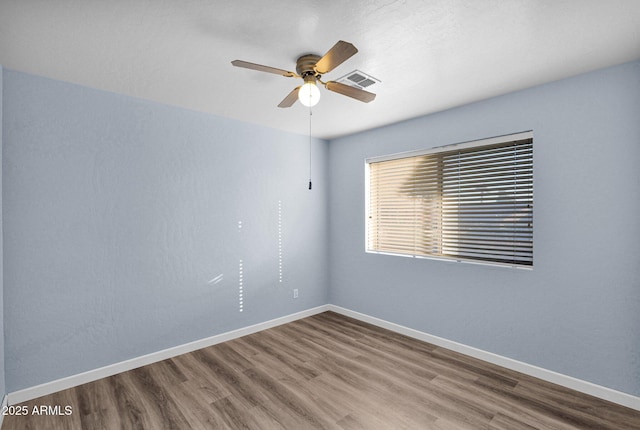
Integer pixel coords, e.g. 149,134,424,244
325,81,376,103
314,41,358,75
278,86,301,108
231,60,298,77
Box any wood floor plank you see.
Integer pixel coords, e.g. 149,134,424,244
489,412,542,430
190,348,266,409
168,353,230,403
209,396,257,430
242,366,330,429
3,311,640,429
74,381,119,430
240,331,321,381
431,374,576,430
308,371,432,429
107,372,152,429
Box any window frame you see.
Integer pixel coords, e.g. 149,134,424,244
365,131,533,269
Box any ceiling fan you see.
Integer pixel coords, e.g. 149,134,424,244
231,40,376,108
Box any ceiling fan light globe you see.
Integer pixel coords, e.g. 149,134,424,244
298,82,321,107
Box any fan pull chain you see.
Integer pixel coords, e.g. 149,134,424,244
308,106,313,190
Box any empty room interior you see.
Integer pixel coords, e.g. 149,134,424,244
0,1,640,429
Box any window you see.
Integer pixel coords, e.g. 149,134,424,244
366,132,533,267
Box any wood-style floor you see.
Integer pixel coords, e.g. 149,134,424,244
3,311,639,429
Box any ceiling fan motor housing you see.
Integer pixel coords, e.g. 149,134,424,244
296,54,322,78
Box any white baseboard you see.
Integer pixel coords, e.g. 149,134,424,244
0,394,8,428
327,304,640,412
7,305,329,405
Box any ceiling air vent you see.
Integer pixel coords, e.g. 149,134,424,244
335,69,381,90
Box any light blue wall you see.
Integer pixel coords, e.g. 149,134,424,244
328,61,640,396
2,70,329,392
0,65,5,400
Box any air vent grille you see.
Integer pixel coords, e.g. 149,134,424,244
336,69,380,90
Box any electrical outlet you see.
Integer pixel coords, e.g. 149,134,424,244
293,289,298,299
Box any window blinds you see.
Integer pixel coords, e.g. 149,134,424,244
367,137,533,267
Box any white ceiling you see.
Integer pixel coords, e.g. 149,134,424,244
1,0,640,139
